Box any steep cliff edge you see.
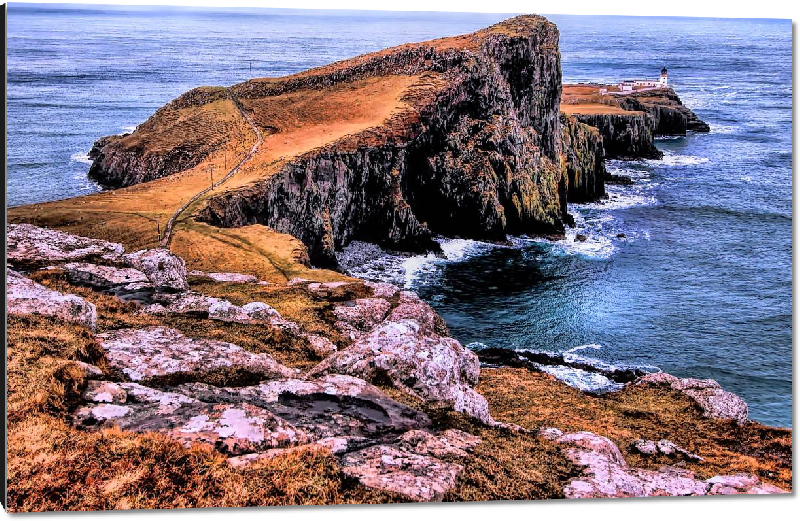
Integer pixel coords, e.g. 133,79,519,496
86,16,583,267
198,17,566,266
560,113,605,202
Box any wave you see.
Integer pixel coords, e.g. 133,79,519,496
70,151,93,164
121,125,137,133
649,150,710,167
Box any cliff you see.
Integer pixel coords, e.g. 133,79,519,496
560,113,606,202
85,16,581,266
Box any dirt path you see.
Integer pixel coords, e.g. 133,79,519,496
159,88,264,247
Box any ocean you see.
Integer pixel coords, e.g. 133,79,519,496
5,4,792,426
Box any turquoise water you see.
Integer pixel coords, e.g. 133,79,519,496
5,5,792,426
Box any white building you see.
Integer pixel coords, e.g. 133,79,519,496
617,67,668,92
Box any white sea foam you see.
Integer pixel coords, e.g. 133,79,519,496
649,150,710,167
70,151,93,164
536,364,624,393
710,124,738,135
121,125,137,133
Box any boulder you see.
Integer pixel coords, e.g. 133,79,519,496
310,319,493,424
6,223,124,264
96,326,296,382
386,291,446,335
142,291,224,315
303,334,338,357
7,268,97,330
365,281,401,299
122,248,188,290
630,438,703,461
341,444,463,501
199,271,260,284
637,372,749,424
306,281,362,300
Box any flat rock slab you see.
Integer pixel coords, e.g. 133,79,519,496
97,326,296,382
311,319,493,424
637,372,749,424
176,374,431,441
341,444,463,501
62,262,149,288
7,268,97,330
7,223,124,264
76,383,308,454
190,271,260,284
555,430,786,498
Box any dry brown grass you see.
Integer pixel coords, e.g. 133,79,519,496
478,368,793,491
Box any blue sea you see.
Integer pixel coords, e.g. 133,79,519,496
6,4,792,426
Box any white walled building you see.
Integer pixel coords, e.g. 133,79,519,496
617,67,668,92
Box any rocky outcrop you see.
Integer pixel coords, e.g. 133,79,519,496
96,327,297,383
613,88,710,134
122,248,188,291
311,319,492,424
574,112,662,160
636,372,749,425
7,223,124,267
6,268,98,330
553,430,786,498
560,113,605,202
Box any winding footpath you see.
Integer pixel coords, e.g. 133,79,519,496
160,88,263,247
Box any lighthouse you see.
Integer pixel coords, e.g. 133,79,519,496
660,66,668,87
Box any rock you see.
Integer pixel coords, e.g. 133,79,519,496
630,439,658,456
706,474,787,495
227,436,367,468
6,223,124,265
333,298,392,339
341,444,463,501
307,281,362,300
83,381,127,403
202,272,260,284
365,281,401,299
207,300,251,322
555,430,785,498
96,326,296,382
617,233,626,238
398,429,481,458
637,372,749,425
303,334,338,357
606,174,635,185
6,268,97,330
575,234,588,242
537,427,564,441
310,319,493,424
240,302,281,321
61,262,149,288
122,248,188,291
178,374,431,440
142,291,224,316
386,291,445,335
77,394,308,455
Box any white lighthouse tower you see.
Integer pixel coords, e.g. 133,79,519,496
660,66,668,87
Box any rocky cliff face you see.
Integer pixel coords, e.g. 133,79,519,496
613,88,711,134
560,114,606,202
574,112,662,160
199,16,568,266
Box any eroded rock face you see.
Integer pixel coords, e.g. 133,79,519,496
7,268,97,330
637,372,749,425
560,113,606,203
574,113,662,160
311,319,493,424
97,327,296,382
122,248,188,291
7,224,124,265
333,298,392,339
341,444,464,502
553,430,785,498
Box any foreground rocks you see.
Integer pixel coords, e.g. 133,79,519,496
553,430,786,497
6,268,97,330
7,223,124,265
637,372,749,425
97,327,297,382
